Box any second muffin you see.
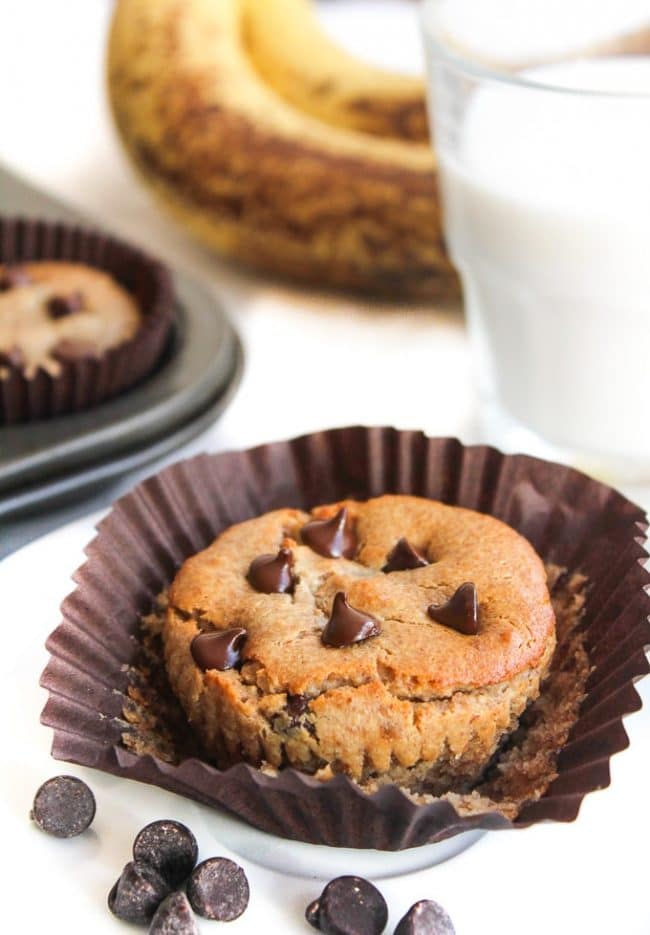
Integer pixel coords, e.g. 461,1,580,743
0,218,173,423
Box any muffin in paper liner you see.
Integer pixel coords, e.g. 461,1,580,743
0,216,173,424
39,427,650,850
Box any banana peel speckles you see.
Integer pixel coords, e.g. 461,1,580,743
107,0,460,301
242,0,429,142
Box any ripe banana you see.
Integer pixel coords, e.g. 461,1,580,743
107,0,459,300
242,0,428,141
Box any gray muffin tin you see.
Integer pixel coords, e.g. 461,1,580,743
0,165,242,525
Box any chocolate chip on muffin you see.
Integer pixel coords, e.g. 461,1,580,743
321,592,381,647
248,546,295,594
286,693,310,723
383,537,429,572
428,582,479,635
190,628,247,671
301,507,357,558
47,290,85,319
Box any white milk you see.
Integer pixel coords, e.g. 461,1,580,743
437,57,650,461
433,0,650,66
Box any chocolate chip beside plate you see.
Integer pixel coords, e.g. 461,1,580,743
322,592,381,648
149,891,199,935
132,819,198,887
428,582,479,636
30,775,96,838
394,900,456,935
187,857,250,921
108,860,171,924
0,265,31,290
191,627,247,671
301,507,357,559
306,876,388,935
248,546,295,594
47,291,84,319
383,537,429,573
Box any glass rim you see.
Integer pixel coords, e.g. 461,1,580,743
420,0,650,100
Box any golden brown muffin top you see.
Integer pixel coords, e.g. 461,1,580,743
168,495,556,698
0,261,141,376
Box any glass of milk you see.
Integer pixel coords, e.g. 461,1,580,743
422,0,650,481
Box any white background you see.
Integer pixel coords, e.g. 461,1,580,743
1,2,649,933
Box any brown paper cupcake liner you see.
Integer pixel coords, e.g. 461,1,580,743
0,216,174,424
40,428,650,850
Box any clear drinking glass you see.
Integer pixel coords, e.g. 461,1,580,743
421,0,650,481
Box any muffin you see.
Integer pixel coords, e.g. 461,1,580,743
163,494,556,792
0,261,141,375
0,218,173,424
42,429,649,849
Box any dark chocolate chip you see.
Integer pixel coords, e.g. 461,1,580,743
0,265,31,290
286,693,309,721
322,592,381,648
394,900,456,935
132,819,198,887
47,291,84,319
30,775,96,838
248,546,295,594
302,507,357,559
306,898,322,929
428,582,479,636
382,538,429,573
187,858,249,922
308,876,388,935
0,345,25,368
108,860,171,924
190,627,247,671
149,891,199,935
52,338,98,361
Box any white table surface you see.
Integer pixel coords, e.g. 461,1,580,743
1,3,649,933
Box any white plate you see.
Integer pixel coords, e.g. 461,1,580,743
2,511,650,934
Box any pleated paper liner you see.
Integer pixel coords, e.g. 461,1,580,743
0,217,174,424
40,428,650,850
